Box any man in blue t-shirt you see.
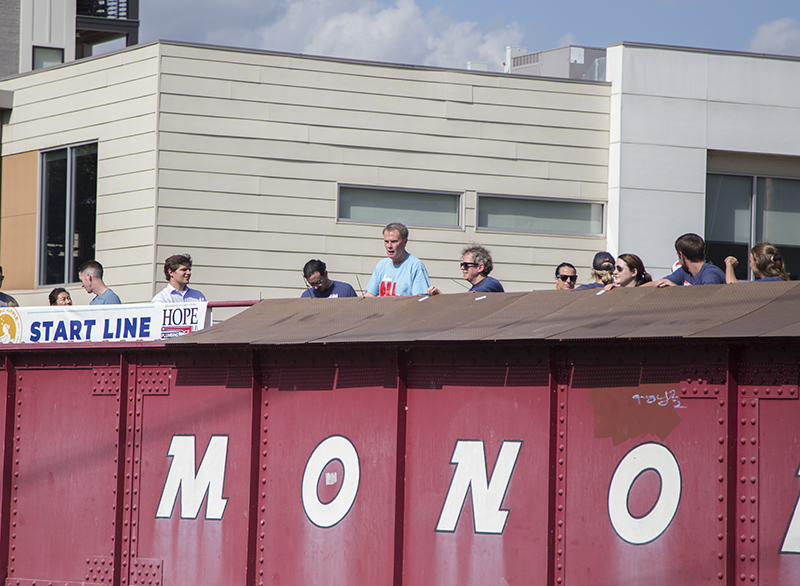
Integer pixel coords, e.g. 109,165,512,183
78,260,122,305
301,259,357,298
365,223,430,297
647,233,725,287
427,244,504,295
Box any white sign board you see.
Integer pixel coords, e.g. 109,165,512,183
0,302,207,344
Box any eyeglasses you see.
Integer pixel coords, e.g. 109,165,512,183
615,265,625,272
307,279,325,288
557,275,577,282
460,262,479,270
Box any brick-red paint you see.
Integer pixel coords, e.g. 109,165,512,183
0,342,794,585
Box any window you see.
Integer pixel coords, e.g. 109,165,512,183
706,173,800,280
477,195,604,235
338,186,461,228
32,47,64,70
40,143,98,285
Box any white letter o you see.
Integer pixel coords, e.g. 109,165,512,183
608,442,681,545
302,435,360,528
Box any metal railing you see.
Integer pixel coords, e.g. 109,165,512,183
76,0,132,19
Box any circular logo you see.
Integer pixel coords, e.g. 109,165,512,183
0,309,23,344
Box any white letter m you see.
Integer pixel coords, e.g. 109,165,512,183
156,435,229,520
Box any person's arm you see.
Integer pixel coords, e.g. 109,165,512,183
642,268,682,288
409,261,431,295
364,264,381,297
724,257,740,284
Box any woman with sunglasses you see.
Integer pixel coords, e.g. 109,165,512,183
606,253,652,289
724,242,789,283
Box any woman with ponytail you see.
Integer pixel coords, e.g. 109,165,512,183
724,242,789,283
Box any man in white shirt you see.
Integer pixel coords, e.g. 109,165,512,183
152,254,207,303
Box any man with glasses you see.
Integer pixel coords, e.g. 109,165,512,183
555,262,578,290
0,267,18,307
301,259,357,298
428,245,504,295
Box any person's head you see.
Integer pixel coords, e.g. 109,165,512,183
613,253,652,287
555,262,577,290
303,259,333,292
749,242,789,280
163,254,193,290
78,260,104,295
49,287,72,306
591,252,615,285
461,245,493,284
382,222,409,265
674,233,706,264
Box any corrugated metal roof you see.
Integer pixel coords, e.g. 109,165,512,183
170,281,800,346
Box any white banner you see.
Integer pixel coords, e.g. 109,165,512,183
0,302,208,344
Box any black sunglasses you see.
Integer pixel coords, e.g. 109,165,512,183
460,262,479,269
557,275,577,282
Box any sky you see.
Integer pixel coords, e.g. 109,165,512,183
131,0,800,71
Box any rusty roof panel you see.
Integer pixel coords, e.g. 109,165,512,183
171,281,800,346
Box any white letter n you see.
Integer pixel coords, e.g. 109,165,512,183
436,439,522,534
156,435,229,520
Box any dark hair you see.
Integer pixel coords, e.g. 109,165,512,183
49,287,68,306
750,242,789,280
303,259,327,279
674,233,705,263
163,254,192,281
555,262,576,277
383,222,409,240
78,260,103,278
463,245,493,276
617,253,652,286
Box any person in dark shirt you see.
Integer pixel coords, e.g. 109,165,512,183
427,244,504,295
724,242,789,283
576,252,614,289
646,233,725,287
301,259,357,298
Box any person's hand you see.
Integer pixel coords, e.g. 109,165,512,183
427,286,440,296
653,278,676,288
724,256,739,269
603,282,620,291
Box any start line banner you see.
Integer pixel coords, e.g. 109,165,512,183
0,302,208,344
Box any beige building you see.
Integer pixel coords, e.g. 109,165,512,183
0,41,610,311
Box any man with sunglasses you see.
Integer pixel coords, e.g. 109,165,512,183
428,245,504,295
301,259,357,298
555,262,578,290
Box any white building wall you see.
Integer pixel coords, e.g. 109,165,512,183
0,44,160,304
0,42,610,307
606,43,800,277
154,43,610,301
19,0,76,73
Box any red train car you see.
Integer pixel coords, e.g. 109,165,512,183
1,283,799,585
